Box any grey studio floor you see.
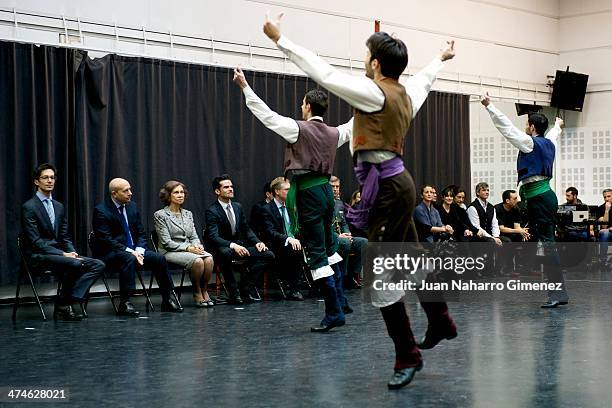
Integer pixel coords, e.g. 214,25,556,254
1,275,612,408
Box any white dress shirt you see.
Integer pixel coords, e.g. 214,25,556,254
467,198,500,238
273,35,446,161
242,86,353,146
485,103,562,185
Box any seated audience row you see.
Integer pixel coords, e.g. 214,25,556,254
20,162,610,321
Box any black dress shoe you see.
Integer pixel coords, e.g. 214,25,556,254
228,295,244,305
345,277,363,289
541,300,561,308
54,304,83,321
417,323,458,350
117,301,140,317
310,319,345,333
343,305,354,314
161,298,184,313
287,290,304,301
387,361,424,389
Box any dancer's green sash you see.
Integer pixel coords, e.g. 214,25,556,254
285,174,329,236
519,178,551,202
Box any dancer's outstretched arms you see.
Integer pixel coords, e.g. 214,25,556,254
403,41,455,118
264,13,384,113
336,118,353,148
544,117,564,152
481,92,534,153
481,92,564,153
233,67,300,143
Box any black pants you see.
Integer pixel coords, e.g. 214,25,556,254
215,245,274,297
31,254,105,304
527,189,569,302
296,184,337,269
270,244,303,290
102,250,173,301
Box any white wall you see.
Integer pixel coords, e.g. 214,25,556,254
554,0,612,205
0,0,559,94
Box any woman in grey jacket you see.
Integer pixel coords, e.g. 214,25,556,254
154,181,214,307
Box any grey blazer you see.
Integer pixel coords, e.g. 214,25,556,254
153,207,202,255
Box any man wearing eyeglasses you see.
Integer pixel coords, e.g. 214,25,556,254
20,163,105,320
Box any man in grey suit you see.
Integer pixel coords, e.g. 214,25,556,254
21,163,104,320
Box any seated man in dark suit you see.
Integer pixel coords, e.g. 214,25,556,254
260,177,304,300
330,176,367,289
21,163,104,320
91,178,183,316
205,174,274,304
249,180,274,238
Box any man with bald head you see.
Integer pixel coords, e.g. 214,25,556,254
91,178,182,315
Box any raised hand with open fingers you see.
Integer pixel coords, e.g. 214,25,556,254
263,12,284,43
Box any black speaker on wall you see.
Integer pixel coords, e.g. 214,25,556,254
515,103,543,116
550,68,589,112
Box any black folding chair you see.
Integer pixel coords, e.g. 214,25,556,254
12,237,61,321
88,231,154,312
202,228,231,299
149,230,187,305
12,236,102,320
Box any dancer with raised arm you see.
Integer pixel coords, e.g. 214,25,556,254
481,92,569,308
233,70,351,332
260,13,457,389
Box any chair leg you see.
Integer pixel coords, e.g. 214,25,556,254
302,267,312,288
148,269,155,292
53,280,63,321
171,289,182,309
27,269,47,321
220,276,230,298
102,276,118,314
137,270,154,312
79,302,88,318
12,267,24,322
276,279,287,299
178,269,186,301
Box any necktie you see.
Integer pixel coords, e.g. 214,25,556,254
43,199,55,228
280,205,293,238
118,205,135,249
226,204,236,234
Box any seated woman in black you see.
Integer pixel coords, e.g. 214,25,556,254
439,185,479,242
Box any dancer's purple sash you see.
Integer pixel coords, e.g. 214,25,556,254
345,157,405,230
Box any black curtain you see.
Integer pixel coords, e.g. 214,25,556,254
0,41,82,287
0,40,470,286
406,91,471,192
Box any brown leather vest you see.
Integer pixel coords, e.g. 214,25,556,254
352,78,413,156
284,119,339,177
